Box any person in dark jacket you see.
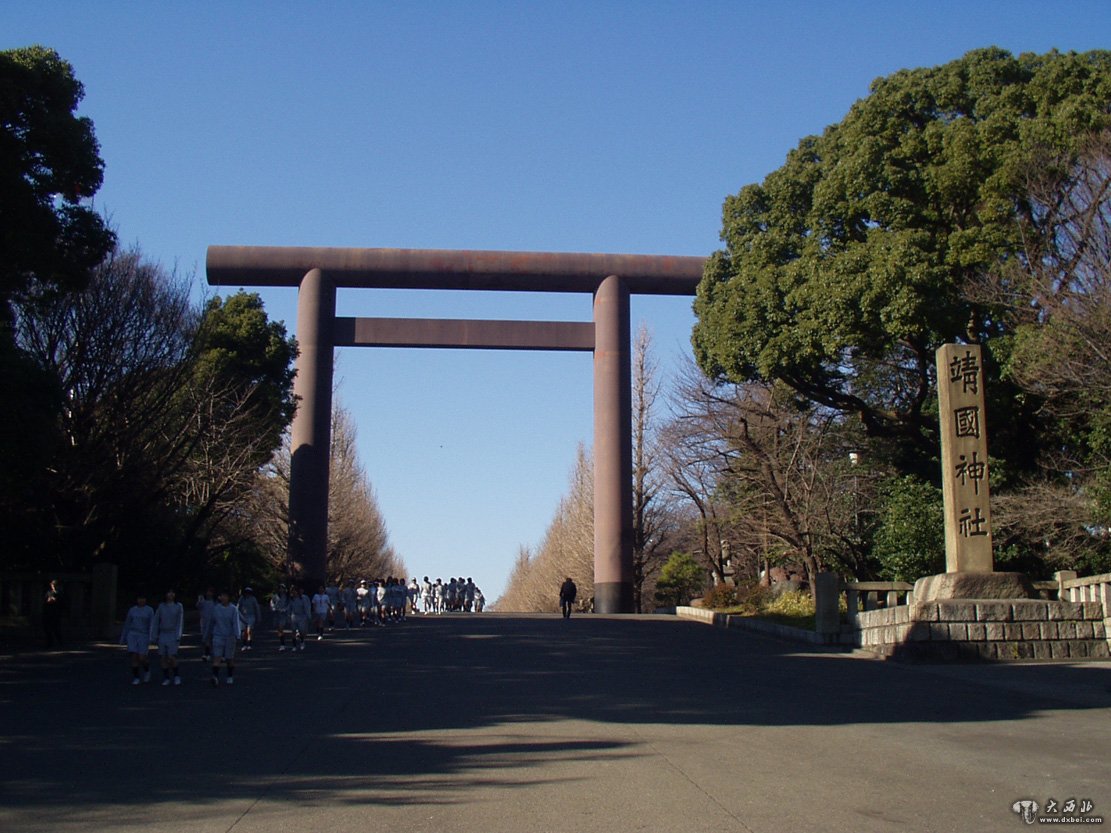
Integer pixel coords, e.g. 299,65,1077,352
559,577,577,619
42,579,64,648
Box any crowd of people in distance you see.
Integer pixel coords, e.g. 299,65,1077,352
118,575,486,686
416,576,485,614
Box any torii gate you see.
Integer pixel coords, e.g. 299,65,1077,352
206,246,704,613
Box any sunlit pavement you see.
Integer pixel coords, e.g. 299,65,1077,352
1,613,1109,833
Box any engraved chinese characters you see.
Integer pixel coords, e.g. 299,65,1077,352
937,344,994,573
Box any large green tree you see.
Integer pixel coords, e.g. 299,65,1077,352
693,48,1111,478
0,46,115,316
1,46,116,525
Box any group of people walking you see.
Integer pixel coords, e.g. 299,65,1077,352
119,587,250,687
416,576,485,614
269,577,410,647
119,575,487,685
119,590,188,686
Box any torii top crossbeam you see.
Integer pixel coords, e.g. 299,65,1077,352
206,246,705,295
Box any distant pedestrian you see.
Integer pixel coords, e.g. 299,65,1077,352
204,591,241,686
356,580,371,626
196,587,216,661
421,576,433,614
150,590,184,686
120,593,155,684
432,579,444,614
559,577,577,619
375,579,387,624
311,585,330,640
236,587,261,651
341,580,358,629
270,584,291,651
288,586,311,651
325,581,340,631
42,579,64,648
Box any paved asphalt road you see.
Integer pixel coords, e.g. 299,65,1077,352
1,613,1109,833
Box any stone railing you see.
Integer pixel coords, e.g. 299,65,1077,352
813,575,913,637
681,572,1111,660
843,581,914,618
1060,572,1111,605
1061,573,1111,647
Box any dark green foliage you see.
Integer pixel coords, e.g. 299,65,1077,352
654,551,706,606
0,46,115,314
192,291,298,466
1,46,117,554
1092,408,1111,527
693,48,1111,476
701,580,777,612
873,476,945,582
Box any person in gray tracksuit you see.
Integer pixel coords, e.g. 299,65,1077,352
203,591,241,686
288,586,311,651
236,587,262,651
150,590,184,686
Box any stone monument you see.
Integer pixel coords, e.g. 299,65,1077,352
830,344,1108,660
915,343,1034,601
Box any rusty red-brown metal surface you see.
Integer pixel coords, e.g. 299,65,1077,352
334,317,596,351
206,246,705,295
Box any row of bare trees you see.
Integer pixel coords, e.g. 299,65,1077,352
496,445,595,612
972,130,1111,573
6,248,302,595
500,134,1111,610
5,243,402,599
236,403,405,585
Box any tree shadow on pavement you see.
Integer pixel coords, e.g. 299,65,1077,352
1,613,1108,816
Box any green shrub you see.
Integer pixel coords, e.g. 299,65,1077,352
873,476,945,582
654,551,706,606
702,583,817,628
703,580,772,613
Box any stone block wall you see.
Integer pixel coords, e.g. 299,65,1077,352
849,600,1110,661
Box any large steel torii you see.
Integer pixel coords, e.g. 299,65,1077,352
207,246,705,613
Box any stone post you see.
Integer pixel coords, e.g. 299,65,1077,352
91,562,118,639
288,268,336,589
1055,570,1078,603
814,572,841,637
593,275,633,613
936,343,993,573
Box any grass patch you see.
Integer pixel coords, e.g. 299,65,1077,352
709,588,818,631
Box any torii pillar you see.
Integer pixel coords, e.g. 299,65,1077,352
287,268,335,584
207,246,704,613
593,275,633,613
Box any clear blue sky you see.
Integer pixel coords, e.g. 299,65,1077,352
5,2,1110,601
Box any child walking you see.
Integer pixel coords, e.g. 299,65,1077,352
150,589,184,686
270,584,291,651
196,587,216,662
120,593,155,685
311,585,330,641
203,591,241,686
288,585,311,651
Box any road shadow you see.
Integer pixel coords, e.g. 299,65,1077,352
1,613,1108,814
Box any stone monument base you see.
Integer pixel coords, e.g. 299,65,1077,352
848,598,1109,661
913,571,1037,602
